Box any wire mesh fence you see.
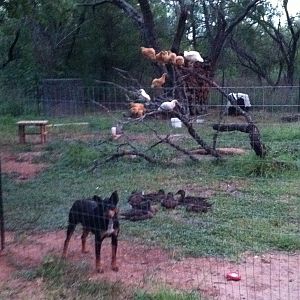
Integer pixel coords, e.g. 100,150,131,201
0,82,299,299
1,80,300,117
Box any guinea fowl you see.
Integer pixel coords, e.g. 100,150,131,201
161,192,178,209
176,189,212,208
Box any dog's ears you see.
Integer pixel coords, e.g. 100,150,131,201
93,195,103,202
110,191,119,205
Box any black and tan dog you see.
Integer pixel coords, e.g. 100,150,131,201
62,191,120,273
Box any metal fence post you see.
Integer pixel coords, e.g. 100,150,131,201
298,80,300,113
0,156,4,251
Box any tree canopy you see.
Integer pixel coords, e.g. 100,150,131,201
0,0,299,88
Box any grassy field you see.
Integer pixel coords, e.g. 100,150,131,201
1,111,299,299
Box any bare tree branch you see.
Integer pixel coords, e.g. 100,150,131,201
161,135,199,162
171,2,190,53
212,124,267,157
77,0,159,49
229,36,283,86
253,1,300,85
202,0,262,70
64,8,88,65
1,28,20,69
176,69,267,157
105,150,157,163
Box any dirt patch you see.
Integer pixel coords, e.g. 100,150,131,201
1,231,299,299
1,152,47,181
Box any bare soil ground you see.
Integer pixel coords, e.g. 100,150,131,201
1,151,48,181
1,149,299,299
1,231,299,300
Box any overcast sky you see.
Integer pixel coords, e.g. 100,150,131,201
270,0,300,16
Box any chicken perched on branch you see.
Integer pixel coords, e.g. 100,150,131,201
151,73,167,88
130,102,146,118
138,89,151,102
175,56,185,66
184,50,204,63
155,51,169,64
140,47,156,60
167,51,177,64
158,99,179,112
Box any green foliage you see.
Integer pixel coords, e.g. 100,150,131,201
0,115,17,145
247,158,297,177
0,114,15,126
0,0,297,86
0,90,39,116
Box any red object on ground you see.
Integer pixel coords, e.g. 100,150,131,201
226,272,241,281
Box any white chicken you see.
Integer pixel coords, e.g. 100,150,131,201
138,89,151,102
158,100,179,112
184,50,204,63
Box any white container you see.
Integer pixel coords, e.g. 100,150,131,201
171,118,182,128
111,126,117,136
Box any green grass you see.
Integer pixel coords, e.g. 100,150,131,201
3,255,203,300
1,112,300,297
12,256,128,299
134,289,202,300
3,144,299,257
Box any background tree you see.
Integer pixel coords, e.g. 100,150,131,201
229,19,284,86
188,0,262,75
0,0,300,90
251,0,300,85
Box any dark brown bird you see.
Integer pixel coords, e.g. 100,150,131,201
176,189,212,207
128,191,151,211
186,203,210,213
161,192,178,209
121,209,154,221
143,189,166,203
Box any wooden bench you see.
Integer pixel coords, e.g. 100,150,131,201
17,120,49,144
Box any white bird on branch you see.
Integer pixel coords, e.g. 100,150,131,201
158,99,180,112
184,50,204,63
138,89,151,102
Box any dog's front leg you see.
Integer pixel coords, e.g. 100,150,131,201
95,234,103,273
111,235,118,272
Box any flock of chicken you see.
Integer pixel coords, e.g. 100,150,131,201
121,189,213,221
129,96,181,118
141,47,204,88
141,46,204,88
128,47,204,118
140,47,204,67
